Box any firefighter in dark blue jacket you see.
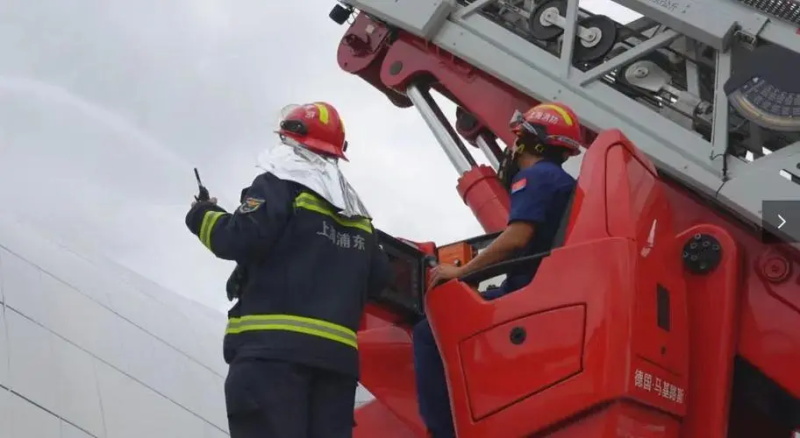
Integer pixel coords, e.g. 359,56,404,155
185,102,391,438
413,102,584,438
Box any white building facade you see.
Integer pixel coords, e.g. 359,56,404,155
0,216,230,437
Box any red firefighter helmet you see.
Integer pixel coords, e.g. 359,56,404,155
278,102,348,160
509,102,583,156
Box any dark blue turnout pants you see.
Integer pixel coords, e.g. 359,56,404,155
413,287,507,438
225,358,357,438
413,318,455,438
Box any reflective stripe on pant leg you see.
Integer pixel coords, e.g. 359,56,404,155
412,318,456,438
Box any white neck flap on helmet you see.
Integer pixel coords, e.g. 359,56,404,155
256,136,371,219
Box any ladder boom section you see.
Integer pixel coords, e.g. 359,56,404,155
339,0,800,242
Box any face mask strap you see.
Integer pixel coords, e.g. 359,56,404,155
498,147,520,192
514,140,547,157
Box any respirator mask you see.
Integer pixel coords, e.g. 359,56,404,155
498,109,551,191
497,144,521,192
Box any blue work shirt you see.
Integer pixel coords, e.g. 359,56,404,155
485,159,576,299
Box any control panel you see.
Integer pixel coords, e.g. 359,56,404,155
373,230,428,318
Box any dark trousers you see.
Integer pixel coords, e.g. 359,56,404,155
413,287,507,438
413,318,455,438
225,358,357,438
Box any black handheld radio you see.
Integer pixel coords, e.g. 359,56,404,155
193,168,210,202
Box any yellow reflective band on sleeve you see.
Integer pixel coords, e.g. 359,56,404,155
294,192,372,233
199,211,226,250
313,103,329,124
538,104,574,126
226,314,357,348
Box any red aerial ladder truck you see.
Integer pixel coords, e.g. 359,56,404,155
327,0,800,436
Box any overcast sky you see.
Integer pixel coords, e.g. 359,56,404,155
0,0,639,313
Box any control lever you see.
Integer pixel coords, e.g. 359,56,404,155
424,255,444,289
423,255,438,268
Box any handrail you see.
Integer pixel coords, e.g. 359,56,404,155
458,250,552,285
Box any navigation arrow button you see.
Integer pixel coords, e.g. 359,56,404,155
763,201,800,243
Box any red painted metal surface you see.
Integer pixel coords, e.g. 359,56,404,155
338,12,800,438
426,131,688,437
458,304,586,419
456,165,509,233
356,310,422,433
674,224,740,437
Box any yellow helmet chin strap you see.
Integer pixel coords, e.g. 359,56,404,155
514,140,545,159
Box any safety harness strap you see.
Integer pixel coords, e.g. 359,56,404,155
226,314,358,348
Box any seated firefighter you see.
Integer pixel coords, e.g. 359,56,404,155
412,102,584,438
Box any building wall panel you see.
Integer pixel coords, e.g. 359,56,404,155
0,216,230,436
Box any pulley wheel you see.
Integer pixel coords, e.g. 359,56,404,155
616,53,670,88
573,15,618,63
529,0,567,41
